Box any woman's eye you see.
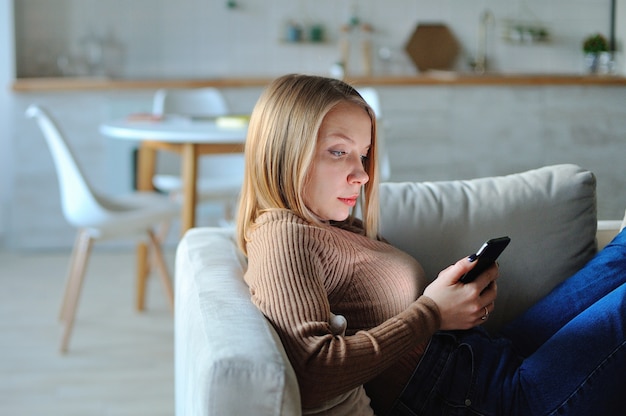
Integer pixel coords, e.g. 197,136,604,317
330,150,346,157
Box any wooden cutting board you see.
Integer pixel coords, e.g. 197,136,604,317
405,23,460,71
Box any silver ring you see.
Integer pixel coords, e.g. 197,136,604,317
481,306,489,321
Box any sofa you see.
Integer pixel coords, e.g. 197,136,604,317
174,164,624,416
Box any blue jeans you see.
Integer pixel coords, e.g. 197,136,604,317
389,228,626,416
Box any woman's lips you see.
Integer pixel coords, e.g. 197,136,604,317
338,196,358,207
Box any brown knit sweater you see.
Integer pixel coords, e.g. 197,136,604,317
244,210,441,415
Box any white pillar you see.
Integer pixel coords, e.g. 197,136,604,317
616,0,626,73
0,0,15,247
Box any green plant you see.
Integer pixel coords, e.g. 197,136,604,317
583,33,609,53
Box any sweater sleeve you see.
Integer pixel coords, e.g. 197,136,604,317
244,213,441,407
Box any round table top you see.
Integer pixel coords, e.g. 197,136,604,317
100,115,248,143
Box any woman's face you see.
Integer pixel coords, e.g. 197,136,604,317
303,101,371,222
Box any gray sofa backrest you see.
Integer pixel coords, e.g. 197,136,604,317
379,164,597,330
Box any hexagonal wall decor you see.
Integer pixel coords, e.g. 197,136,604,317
405,23,460,71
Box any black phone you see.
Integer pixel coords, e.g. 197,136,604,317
459,236,511,283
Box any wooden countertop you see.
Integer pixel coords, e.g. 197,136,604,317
11,73,626,92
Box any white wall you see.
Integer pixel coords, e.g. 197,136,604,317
619,0,626,73
4,0,626,250
9,84,626,251
0,0,15,246
13,0,616,79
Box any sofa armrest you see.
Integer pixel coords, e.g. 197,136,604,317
597,219,625,250
175,228,301,416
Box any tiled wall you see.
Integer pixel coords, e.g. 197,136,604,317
8,84,626,250
14,0,621,79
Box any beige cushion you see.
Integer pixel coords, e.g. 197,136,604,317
379,164,598,331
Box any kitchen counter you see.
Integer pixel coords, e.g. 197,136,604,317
11,73,626,91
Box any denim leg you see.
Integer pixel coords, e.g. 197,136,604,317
517,282,626,415
389,330,524,416
500,228,626,356
391,286,626,416
389,230,626,416
388,334,459,416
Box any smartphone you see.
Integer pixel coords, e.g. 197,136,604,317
459,236,511,283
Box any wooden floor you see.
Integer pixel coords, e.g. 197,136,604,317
0,247,176,416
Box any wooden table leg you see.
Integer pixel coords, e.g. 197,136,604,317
180,143,199,235
135,144,158,311
136,144,157,191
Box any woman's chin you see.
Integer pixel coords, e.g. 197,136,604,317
312,206,350,222
332,211,351,222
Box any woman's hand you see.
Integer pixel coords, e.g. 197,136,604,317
423,257,499,330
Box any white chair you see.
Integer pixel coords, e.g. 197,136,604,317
25,104,179,353
151,88,244,223
357,87,391,181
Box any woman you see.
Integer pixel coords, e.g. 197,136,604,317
236,74,626,415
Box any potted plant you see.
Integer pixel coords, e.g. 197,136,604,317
582,33,609,73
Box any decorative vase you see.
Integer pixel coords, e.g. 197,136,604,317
585,53,600,73
585,52,612,74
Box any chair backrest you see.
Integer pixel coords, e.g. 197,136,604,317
153,88,229,117
152,88,242,179
357,87,391,181
25,105,108,228
357,87,382,119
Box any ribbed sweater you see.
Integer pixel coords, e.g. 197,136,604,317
244,210,441,415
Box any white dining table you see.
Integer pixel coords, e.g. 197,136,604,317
100,115,247,310
100,115,247,233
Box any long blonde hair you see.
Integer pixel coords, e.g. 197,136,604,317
236,74,380,255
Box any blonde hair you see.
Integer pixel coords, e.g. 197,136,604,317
236,74,380,255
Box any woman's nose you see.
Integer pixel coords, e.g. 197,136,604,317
348,156,369,185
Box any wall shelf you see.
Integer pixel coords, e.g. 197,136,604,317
11,74,626,92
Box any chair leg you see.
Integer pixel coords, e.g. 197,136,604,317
135,221,169,310
156,220,171,243
59,231,94,354
224,201,234,222
136,242,150,311
147,229,174,312
59,230,85,321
